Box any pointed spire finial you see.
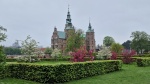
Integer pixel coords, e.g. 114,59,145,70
88,17,92,30
89,17,91,23
68,4,70,12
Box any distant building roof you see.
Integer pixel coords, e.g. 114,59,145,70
57,31,66,39
81,34,86,38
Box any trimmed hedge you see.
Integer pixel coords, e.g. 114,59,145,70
0,66,10,79
40,58,70,61
6,58,16,62
136,58,150,67
4,60,122,83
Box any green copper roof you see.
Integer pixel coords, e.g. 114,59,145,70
57,31,65,39
86,29,94,32
81,34,86,38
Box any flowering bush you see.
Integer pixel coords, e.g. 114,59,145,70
70,46,94,62
122,49,136,64
96,45,112,60
111,51,117,60
51,48,61,60
15,55,40,63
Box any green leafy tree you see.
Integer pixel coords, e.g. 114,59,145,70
44,47,53,57
111,43,124,54
122,40,131,50
0,26,7,42
21,35,38,62
51,48,61,60
65,29,84,52
0,26,7,73
130,31,150,54
3,47,21,55
103,36,115,47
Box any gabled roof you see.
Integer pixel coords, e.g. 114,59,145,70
57,31,66,39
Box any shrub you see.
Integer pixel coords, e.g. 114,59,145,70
96,45,112,60
15,56,40,63
122,49,136,64
6,60,122,83
111,52,117,60
6,58,16,62
70,46,94,62
136,58,150,67
51,48,61,60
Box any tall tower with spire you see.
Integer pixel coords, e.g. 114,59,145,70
51,6,96,53
86,21,96,51
64,5,75,39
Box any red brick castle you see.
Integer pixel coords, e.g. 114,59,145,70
51,7,96,53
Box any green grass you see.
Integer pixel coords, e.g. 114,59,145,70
2,63,150,84
0,78,40,84
66,64,150,84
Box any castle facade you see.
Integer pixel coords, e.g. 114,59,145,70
51,8,96,53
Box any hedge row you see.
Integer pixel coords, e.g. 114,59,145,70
6,58,71,62
0,66,9,79
136,58,150,67
40,58,70,61
6,58,16,62
3,60,122,83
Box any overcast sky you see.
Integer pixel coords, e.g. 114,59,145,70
0,0,150,47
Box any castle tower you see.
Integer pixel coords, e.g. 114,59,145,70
64,6,75,39
86,21,96,51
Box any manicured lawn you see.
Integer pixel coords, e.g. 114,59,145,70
66,64,150,84
2,63,150,84
0,78,40,84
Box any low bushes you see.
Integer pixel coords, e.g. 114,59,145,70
4,60,122,83
136,58,150,67
6,58,16,62
41,58,70,61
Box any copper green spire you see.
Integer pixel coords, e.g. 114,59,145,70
66,4,71,24
88,18,92,30
87,18,94,32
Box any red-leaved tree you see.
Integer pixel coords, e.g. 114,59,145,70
122,49,136,64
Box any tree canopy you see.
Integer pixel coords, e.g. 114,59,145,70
44,47,53,56
0,26,7,71
130,31,150,54
122,40,131,50
0,26,7,42
103,36,115,47
3,47,21,55
111,43,124,54
65,29,84,52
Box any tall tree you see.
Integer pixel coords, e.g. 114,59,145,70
0,26,7,73
21,35,38,62
103,36,115,47
111,43,124,54
65,29,84,52
122,40,131,50
130,31,150,54
0,26,7,42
